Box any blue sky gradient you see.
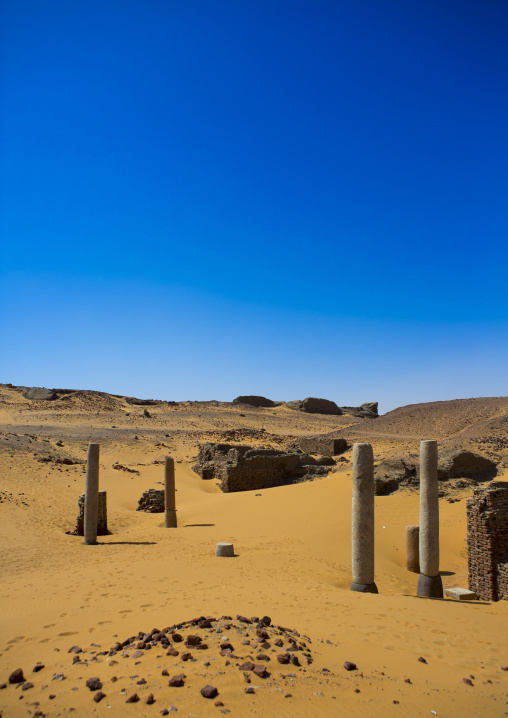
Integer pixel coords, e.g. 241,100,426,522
1,0,507,412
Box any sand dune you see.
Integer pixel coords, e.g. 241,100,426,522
1,385,507,716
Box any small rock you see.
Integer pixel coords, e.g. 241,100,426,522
181,652,192,661
162,669,169,676
253,665,268,678
239,661,255,671
52,673,66,681
201,684,218,699
501,666,508,671
257,654,270,662
462,678,474,686
86,678,102,691
166,648,179,657
418,657,427,664
137,678,147,685
284,693,292,698
344,661,357,671
9,668,25,684
277,654,290,664
0,683,7,689
260,616,271,626
126,693,140,703
274,638,283,647
404,678,412,684
214,700,224,706
172,633,183,643
68,646,82,654
94,691,106,703
290,655,300,667
393,699,399,704
185,635,202,646
146,693,155,704
111,676,118,683
245,687,255,694
33,664,45,673
22,682,34,691
168,675,185,687
132,650,144,659
72,656,80,664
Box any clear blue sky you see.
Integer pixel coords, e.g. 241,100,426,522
1,0,507,413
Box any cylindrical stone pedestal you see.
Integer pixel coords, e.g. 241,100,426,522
84,443,100,545
417,440,443,598
351,443,378,594
216,542,234,557
164,456,177,528
406,524,420,573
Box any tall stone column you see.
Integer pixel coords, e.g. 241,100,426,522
351,443,378,593
164,456,177,528
83,443,100,545
417,440,443,597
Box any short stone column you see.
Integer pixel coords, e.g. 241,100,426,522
417,440,443,598
351,443,378,593
406,525,420,573
164,456,177,528
84,443,100,545
216,542,234,557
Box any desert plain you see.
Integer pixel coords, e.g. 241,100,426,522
0,384,507,717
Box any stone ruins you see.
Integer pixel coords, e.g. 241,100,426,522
417,440,443,598
350,442,378,593
467,481,508,601
73,490,108,536
137,489,165,513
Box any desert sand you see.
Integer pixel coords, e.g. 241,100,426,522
1,385,507,717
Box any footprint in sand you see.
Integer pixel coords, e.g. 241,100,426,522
58,631,78,637
43,624,56,629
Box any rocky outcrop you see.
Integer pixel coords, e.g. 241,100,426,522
298,435,348,456
340,402,379,418
437,449,497,481
192,443,335,492
285,398,342,415
22,387,57,401
375,460,417,495
233,396,276,408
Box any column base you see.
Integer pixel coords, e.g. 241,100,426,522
165,509,177,528
417,573,443,598
351,582,378,593
83,540,97,545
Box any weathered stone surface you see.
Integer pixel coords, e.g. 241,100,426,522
233,396,276,408
298,435,348,457
22,387,57,401
300,397,343,415
405,525,420,573
375,460,416,495
216,542,234,557
8,668,25,684
444,587,477,601
201,684,218,698
340,402,379,418
467,481,508,601
192,443,334,492
137,489,164,513
418,440,441,587
84,443,100,546
72,492,108,536
351,443,377,590
438,449,497,481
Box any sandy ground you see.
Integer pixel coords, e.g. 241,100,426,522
0,386,507,717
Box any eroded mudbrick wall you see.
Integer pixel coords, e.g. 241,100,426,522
467,482,508,601
137,489,165,513
74,491,108,536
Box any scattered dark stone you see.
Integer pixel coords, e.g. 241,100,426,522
181,652,192,661
168,675,185,687
354,688,360,693
146,693,155,704
72,656,80,664
290,655,300,666
161,711,169,716
239,662,255,671
137,678,147,685
260,616,271,626
94,691,106,703
9,668,25,684
241,640,250,645
185,635,202,646
166,648,179,657
49,694,56,699
198,620,212,629
245,687,255,694
344,662,357,671
253,665,268,678
285,693,292,698
86,678,102,691
162,669,169,676
33,665,44,673
256,629,269,639
68,646,82,654
501,666,508,671
418,657,427,664
233,396,275,408
111,677,118,683
0,683,6,689
404,678,412,684
219,642,234,651
259,641,271,650
214,700,224,706
201,685,218,699
132,651,144,659
277,654,290,664
393,700,399,704
126,693,140,703
256,654,270,662
172,634,183,643
463,678,474,686
22,682,34,691
274,639,283,647
237,615,252,624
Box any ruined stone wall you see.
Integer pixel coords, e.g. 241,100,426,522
73,491,108,536
467,481,508,601
298,436,348,457
137,489,165,513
